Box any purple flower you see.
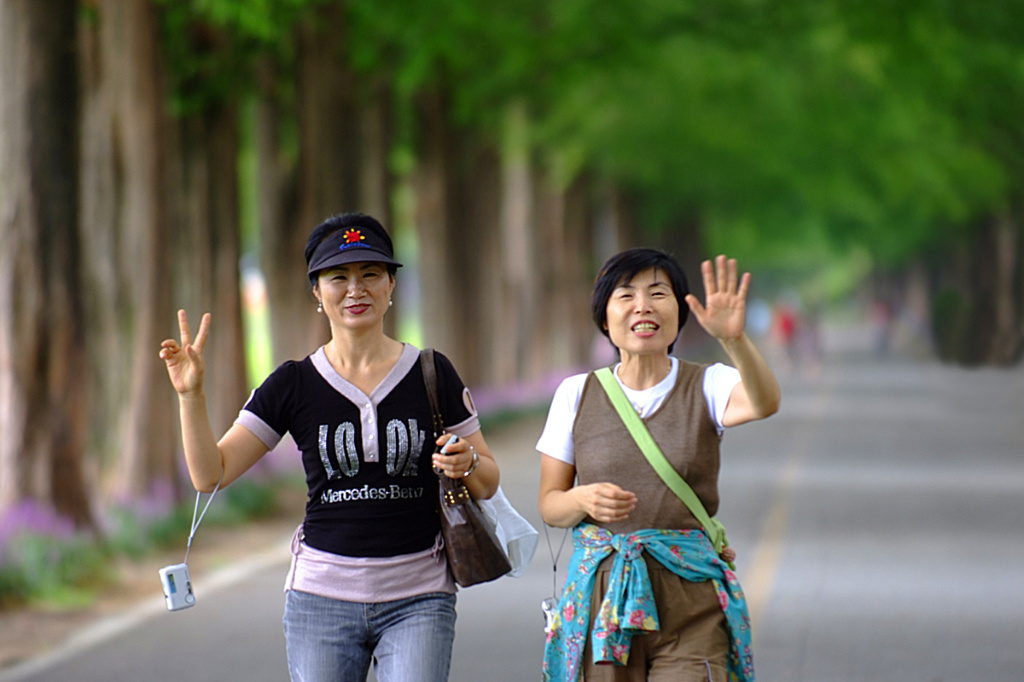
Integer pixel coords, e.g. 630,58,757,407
0,499,75,547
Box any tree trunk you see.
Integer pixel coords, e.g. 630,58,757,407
253,56,301,369
412,89,462,365
656,214,712,355
443,139,499,387
927,212,1023,367
929,242,972,364
465,147,503,387
0,0,94,528
900,258,934,357
584,182,643,362
78,0,130,483
263,4,359,365
357,78,398,338
170,104,249,436
357,78,394,235
535,167,594,375
206,104,249,432
592,181,637,266
937,215,1020,366
102,0,177,501
986,212,1022,365
563,174,599,367
533,169,569,376
493,103,536,384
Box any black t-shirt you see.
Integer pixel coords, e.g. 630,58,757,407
238,344,477,558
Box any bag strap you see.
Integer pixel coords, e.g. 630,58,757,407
593,367,727,553
421,349,473,506
419,348,444,439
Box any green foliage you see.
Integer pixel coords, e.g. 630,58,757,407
102,507,161,560
531,0,1020,269
110,477,280,553
147,0,1022,302
0,533,110,609
209,477,280,525
136,504,197,552
0,563,30,609
155,0,316,114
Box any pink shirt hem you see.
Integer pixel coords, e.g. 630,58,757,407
283,525,456,602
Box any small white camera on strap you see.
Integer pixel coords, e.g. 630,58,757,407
158,471,222,612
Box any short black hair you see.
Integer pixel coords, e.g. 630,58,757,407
591,248,690,353
304,212,399,284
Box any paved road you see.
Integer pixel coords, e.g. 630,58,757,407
3,352,1022,681
729,357,1024,681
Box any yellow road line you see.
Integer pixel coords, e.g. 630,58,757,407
744,455,801,626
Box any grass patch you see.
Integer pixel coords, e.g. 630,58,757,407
0,532,110,609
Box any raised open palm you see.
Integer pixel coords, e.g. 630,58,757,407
159,310,211,395
684,255,750,342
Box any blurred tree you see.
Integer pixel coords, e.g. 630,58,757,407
160,13,250,434
237,0,399,365
9,0,1023,539
408,86,473,373
0,0,94,528
94,0,178,502
526,0,1023,364
166,102,249,435
349,0,621,381
152,0,327,371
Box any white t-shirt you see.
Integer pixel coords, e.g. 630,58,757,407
535,357,741,466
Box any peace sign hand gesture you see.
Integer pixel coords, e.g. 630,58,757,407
159,310,211,395
684,255,750,342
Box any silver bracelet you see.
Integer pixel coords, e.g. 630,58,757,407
463,447,480,477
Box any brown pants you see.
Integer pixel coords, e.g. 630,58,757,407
582,555,730,682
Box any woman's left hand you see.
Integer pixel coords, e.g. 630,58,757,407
684,254,750,342
432,433,477,479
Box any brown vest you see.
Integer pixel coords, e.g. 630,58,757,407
572,361,722,535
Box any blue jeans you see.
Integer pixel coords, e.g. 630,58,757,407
282,589,457,682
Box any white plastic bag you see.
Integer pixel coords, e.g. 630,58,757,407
477,485,539,577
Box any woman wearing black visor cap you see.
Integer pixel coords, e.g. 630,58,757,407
161,212,500,682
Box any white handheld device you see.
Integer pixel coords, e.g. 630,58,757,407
158,472,222,612
159,563,196,611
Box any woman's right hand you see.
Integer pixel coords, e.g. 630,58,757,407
569,483,637,524
159,310,211,395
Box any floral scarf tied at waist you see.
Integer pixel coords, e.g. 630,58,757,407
542,524,754,682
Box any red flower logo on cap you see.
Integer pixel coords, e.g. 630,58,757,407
342,229,365,246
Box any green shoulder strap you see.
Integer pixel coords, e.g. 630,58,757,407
594,367,729,556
